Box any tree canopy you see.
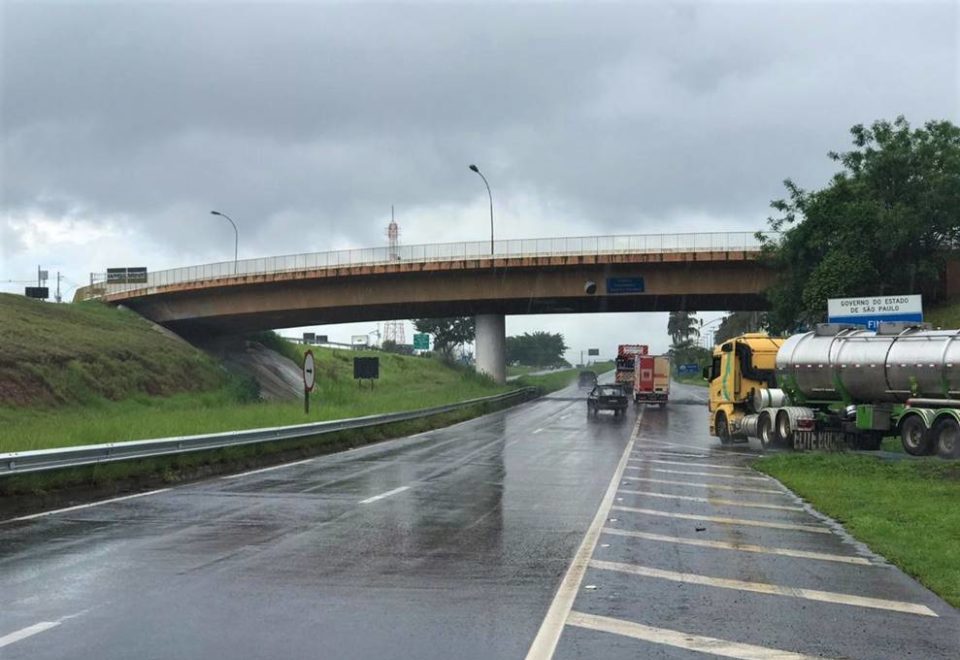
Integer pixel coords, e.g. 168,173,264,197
667,311,699,346
412,317,475,356
761,117,960,332
506,331,569,368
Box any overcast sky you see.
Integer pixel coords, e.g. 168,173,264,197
2,1,957,361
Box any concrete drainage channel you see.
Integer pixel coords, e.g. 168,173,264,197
0,388,539,477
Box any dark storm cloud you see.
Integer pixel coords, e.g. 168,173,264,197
2,1,956,260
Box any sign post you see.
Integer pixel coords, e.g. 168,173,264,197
827,294,923,330
302,350,316,414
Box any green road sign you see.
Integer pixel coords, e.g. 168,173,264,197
413,333,430,350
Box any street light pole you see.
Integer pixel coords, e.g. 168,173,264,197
468,164,494,256
210,210,239,274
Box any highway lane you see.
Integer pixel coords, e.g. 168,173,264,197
535,383,960,660
3,381,958,659
0,380,636,660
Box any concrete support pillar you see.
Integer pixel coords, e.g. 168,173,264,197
475,313,506,384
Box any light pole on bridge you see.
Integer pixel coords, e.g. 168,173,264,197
210,210,239,275
468,164,494,256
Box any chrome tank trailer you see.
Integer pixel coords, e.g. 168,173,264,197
776,324,960,404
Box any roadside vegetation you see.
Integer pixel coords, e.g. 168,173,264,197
755,453,960,608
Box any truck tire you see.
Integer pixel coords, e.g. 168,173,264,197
933,417,960,459
900,416,933,456
716,412,731,445
775,410,793,449
758,412,776,449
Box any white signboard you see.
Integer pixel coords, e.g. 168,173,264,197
828,294,923,329
351,335,368,346
302,350,316,392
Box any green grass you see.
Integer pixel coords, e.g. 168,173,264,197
674,374,708,387
0,346,512,453
755,453,960,608
0,293,225,407
506,365,537,377
925,299,960,329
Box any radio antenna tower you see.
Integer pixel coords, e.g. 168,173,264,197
383,206,405,345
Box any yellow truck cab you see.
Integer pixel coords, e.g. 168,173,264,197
706,333,784,443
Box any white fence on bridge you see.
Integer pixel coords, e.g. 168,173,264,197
83,231,774,299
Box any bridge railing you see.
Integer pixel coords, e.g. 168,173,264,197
82,231,774,299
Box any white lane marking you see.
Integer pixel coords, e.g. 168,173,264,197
638,450,713,459
359,486,411,504
533,428,544,434
612,505,831,534
630,458,754,472
617,489,804,512
622,476,784,495
1,489,172,525
524,411,643,660
590,560,937,617
601,528,873,565
0,621,61,649
628,467,773,482
567,611,822,660
221,457,318,480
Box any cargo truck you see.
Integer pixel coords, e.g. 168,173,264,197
634,355,671,406
615,344,648,392
706,323,960,458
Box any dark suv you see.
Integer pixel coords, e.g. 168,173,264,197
587,384,628,417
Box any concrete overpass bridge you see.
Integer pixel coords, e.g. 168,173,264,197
77,231,776,382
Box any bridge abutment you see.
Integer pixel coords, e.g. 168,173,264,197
475,313,506,384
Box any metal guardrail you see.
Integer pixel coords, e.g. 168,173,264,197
0,388,537,476
79,230,774,299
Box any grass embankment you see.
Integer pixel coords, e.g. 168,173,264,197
755,453,960,608
515,362,615,393
674,374,708,387
1,344,512,453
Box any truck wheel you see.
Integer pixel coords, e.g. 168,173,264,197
758,412,775,449
716,412,731,445
933,417,960,459
900,416,932,456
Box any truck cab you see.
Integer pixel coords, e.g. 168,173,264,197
706,333,784,443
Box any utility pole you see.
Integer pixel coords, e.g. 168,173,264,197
55,272,62,303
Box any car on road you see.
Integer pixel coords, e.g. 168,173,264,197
587,384,628,417
577,370,598,388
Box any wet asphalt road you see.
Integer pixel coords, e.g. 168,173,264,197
2,382,958,659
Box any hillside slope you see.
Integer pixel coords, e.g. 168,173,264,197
0,294,226,407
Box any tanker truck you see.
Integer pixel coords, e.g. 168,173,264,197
705,323,960,458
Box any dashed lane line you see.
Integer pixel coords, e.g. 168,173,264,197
611,505,831,534
221,458,318,480
617,489,805,512
358,486,410,504
524,410,643,660
629,458,755,472
0,622,61,649
1,489,172,525
601,528,873,565
627,467,773,482
589,560,937,617
566,611,825,660
621,476,785,495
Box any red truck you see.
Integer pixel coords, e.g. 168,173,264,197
615,344,648,392
634,355,671,407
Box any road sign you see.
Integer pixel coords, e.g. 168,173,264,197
827,294,922,330
351,335,368,347
678,363,699,376
24,287,49,300
354,357,380,384
106,267,148,284
303,350,316,392
588,348,599,356
606,277,645,294
303,332,316,344
413,333,430,350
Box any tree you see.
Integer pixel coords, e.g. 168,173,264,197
412,317,475,357
667,311,699,345
761,117,960,332
506,331,569,367
713,312,766,344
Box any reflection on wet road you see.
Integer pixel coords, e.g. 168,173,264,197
2,382,958,659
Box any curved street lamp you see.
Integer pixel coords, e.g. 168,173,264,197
468,164,494,256
210,210,239,274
